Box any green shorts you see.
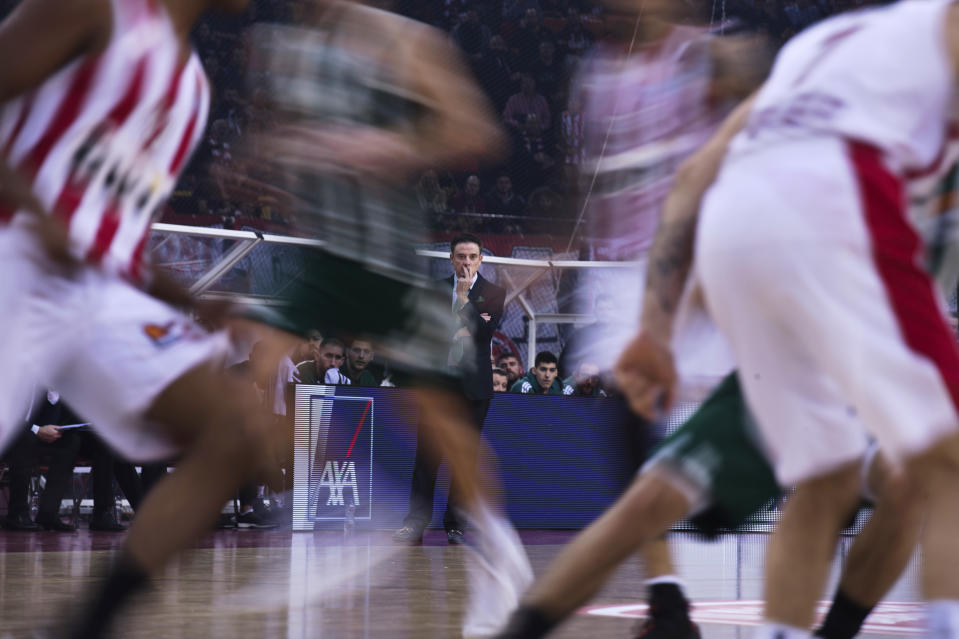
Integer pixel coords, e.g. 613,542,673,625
243,248,459,385
644,373,781,536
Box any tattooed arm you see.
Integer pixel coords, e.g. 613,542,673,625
615,95,757,419
640,94,757,339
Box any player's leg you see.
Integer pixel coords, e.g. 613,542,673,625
703,333,866,638
394,414,445,544
618,400,698,639
633,530,701,639
654,389,921,639
640,538,676,581
764,462,863,631
910,433,959,633
496,471,692,639
259,249,532,635
817,448,924,639
68,365,276,639
20,275,278,637
123,366,274,572
815,143,959,634
496,372,780,638
415,381,534,638
697,141,877,637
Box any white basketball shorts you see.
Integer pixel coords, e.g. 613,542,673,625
0,223,228,461
574,260,735,404
697,135,959,485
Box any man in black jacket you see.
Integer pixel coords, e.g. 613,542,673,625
394,233,507,544
1,390,143,532
1,389,80,531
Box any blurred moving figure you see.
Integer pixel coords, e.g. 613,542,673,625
394,233,507,547
236,1,533,635
551,1,769,636
0,0,283,636
610,2,959,638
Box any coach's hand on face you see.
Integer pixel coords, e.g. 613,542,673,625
614,331,677,420
456,263,474,306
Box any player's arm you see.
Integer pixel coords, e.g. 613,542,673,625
401,23,507,167
0,158,76,263
0,0,110,260
0,0,111,103
0,161,44,217
143,268,199,311
139,265,236,329
640,93,756,339
707,35,771,103
250,18,505,180
946,4,959,83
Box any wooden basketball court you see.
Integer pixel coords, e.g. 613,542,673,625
0,530,921,638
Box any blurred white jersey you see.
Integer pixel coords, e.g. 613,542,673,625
577,26,720,260
733,0,956,174
0,0,209,283
0,0,222,460
570,27,735,400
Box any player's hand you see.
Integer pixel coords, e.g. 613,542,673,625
0,161,79,269
194,298,235,330
614,331,677,420
36,425,61,443
31,213,79,269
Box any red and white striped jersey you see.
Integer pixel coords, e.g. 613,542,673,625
0,0,209,283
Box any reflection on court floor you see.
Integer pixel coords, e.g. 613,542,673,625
0,531,920,638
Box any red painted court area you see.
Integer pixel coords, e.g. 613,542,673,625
581,600,925,635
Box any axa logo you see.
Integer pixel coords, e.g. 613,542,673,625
318,460,360,506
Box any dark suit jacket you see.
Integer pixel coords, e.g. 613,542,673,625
28,394,80,430
444,273,506,400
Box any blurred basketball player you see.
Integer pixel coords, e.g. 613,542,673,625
0,0,288,637
231,0,533,635
496,434,922,639
496,101,953,639
612,1,959,637
558,1,767,636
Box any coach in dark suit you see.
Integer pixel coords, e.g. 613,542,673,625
394,233,506,544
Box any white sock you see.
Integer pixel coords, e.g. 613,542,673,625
928,600,959,639
753,622,811,639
